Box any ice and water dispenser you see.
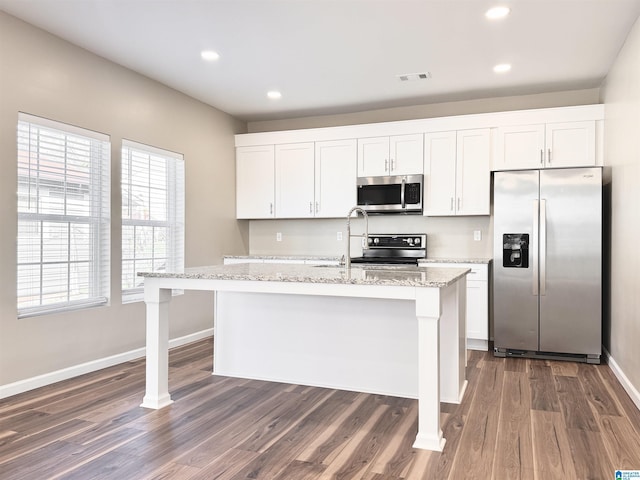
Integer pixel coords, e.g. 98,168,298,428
502,234,529,268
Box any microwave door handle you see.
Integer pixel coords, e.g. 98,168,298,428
401,178,406,209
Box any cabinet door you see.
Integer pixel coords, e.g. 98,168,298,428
467,280,488,341
423,131,456,216
545,121,596,168
389,134,424,175
456,129,491,215
494,124,545,170
357,137,390,177
315,139,357,218
236,145,275,219
426,263,489,344
275,143,315,218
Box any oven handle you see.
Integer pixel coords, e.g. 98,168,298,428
401,177,406,209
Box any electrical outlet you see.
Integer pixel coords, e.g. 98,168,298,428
473,230,482,241
337,231,343,241
276,232,282,242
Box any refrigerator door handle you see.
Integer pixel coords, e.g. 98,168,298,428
540,199,547,295
532,199,539,295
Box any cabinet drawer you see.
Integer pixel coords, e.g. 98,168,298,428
424,262,488,280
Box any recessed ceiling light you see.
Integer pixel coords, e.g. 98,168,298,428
200,50,220,61
493,63,512,73
485,6,511,19
267,91,282,100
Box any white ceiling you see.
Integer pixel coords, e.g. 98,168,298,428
1,0,640,122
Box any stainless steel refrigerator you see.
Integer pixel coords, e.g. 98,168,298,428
493,167,602,363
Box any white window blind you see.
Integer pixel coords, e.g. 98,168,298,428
17,113,111,318
121,140,184,303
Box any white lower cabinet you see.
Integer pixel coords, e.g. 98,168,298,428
225,257,490,350
425,262,489,350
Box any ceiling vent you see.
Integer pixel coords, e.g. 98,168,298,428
397,72,432,82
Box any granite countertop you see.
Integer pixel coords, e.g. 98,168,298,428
139,263,470,288
224,255,339,261
419,258,492,265
224,255,491,264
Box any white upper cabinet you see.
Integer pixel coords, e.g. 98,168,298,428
236,105,604,219
357,134,423,177
275,143,315,218
314,139,357,218
237,141,356,220
236,145,275,219
494,120,596,170
494,124,545,170
545,121,596,168
389,134,424,175
456,129,491,215
357,136,389,176
424,129,490,216
423,131,457,215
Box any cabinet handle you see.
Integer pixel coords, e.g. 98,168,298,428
450,197,454,211
540,149,544,165
309,202,313,214
540,199,547,296
315,201,319,213
457,197,461,211
548,148,552,165
385,159,389,172
390,158,395,171
270,203,273,215
532,200,539,295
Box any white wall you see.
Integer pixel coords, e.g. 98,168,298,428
0,12,247,388
601,16,640,397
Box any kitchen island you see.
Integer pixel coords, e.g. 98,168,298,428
139,263,469,451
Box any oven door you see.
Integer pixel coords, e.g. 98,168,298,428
349,257,419,266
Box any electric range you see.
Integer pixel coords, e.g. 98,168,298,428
349,234,426,265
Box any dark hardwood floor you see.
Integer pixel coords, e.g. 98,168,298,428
1,337,640,479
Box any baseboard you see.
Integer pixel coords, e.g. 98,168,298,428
467,338,489,351
603,347,640,412
0,328,213,400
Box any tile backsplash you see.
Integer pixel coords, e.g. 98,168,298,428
248,215,492,259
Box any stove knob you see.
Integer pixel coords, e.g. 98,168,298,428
406,238,414,245
373,237,379,244
368,237,373,244
414,237,421,245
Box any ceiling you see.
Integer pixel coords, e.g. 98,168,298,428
1,0,640,122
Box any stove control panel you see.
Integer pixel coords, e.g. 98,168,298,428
366,234,426,250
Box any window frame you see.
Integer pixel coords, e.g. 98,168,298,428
16,112,111,318
121,139,185,303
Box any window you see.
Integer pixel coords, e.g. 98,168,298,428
17,113,110,318
121,140,184,303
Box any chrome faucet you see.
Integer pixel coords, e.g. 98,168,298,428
344,206,369,269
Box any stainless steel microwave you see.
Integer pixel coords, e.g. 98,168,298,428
357,174,423,214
